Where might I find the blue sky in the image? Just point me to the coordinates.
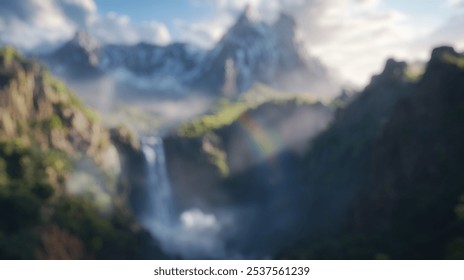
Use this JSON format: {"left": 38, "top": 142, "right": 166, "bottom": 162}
{"left": 387, "top": 0, "right": 447, "bottom": 16}
{"left": 94, "top": 0, "right": 452, "bottom": 31}
{"left": 91, "top": 0, "right": 454, "bottom": 46}
{"left": 95, "top": 0, "right": 213, "bottom": 24}
{"left": 0, "top": 0, "right": 462, "bottom": 85}
{"left": 95, "top": 0, "right": 449, "bottom": 22}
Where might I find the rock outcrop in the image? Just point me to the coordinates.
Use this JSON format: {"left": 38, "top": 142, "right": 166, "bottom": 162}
{"left": 0, "top": 46, "right": 165, "bottom": 259}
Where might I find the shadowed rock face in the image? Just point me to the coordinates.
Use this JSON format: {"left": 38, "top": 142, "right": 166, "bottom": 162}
{"left": 159, "top": 46, "right": 463, "bottom": 260}
{"left": 276, "top": 46, "right": 464, "bottom": 260}
{"left": 44, "top": 31, "right": 104, "bottom": 78}
{"left": 159, "top": 99, "right": 334, "bottom": 258}
{"left": 364, "top": 46, "right": 464, "bottom": 259}
{"left": 189, "top": 10, "right": 336, "bottom": 96}
{"left": 163, "top": 100, "right": 333, "bottom": 211}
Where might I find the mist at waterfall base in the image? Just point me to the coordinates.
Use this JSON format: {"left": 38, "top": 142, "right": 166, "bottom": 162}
{"left": 136, "top": 136, "right": 309, "bottom": 259}
{"left": 138, "top": 137, "right": 229, "bottom": 259}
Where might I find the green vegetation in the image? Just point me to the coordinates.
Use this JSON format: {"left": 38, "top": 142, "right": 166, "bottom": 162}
{"left": 178, "top": 84, "right": 317, "bottom": 137}
{"left": 0, "top": 46, "right": 23, "bottom": 66}
{"left": 0, "top": 134, "right": 145, "bottom": 259}
{"left": 0, "top": 47, "right": 157, "bottom": 259}
{"left": 208, "top": 147, "right": 229, "bottom": 177}
{"left": 178, "top": 100, "right": 255, "bottom": 137}
{"left": 0, "top": 138, "right": 66, "bottom": 258}
{"left": 51, "top": 196, "right": 141, "bottom": 259}
{"left": 0, "top": 138, "right": 70, "bottom": 193}
{"left": 174, "top": 84, "right": 322, "bottom": 185}
{"left": 455, "top": 195, "right": 464, "bottom": 221}
{"left": 42, "top": 72, "right": 100, "bottom": 124}
{"left": 0, "top": 158, "right": 144, "bottom": 259}
{"left": 203, "top": 134, "right": 229, "bottom": 177}
{"left": 33, "top": 115, "right": 65, "bottom": 131}
{"left": 42, "top": 71, "right": 69, "bottom": 95}
{"left": 278, "top": 47, "right": 464, "bottom": 260}
{"left": 442, "top": 52, "right": 464, "bottom": 69}
{"left": 404, "top": 64, "right": 425, "bottom": 82}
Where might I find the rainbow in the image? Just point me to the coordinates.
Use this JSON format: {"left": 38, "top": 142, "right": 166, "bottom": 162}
{"left": 236, "top": 112, "right": 284, "bottom": 176}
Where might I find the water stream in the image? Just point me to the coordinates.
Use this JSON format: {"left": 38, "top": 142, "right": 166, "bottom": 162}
{"left": 140, "top": 136, "right": 176, "bottom": 227}
{"left": 139, "top": 136, "right": 228, "bottom": 259}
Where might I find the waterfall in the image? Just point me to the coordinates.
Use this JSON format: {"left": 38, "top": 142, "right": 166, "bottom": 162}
{"left": 139, "top": 135, "right": 228, "bottom": 259}
{"left": 141, "top": 136, "right": 176, "bottom": 227}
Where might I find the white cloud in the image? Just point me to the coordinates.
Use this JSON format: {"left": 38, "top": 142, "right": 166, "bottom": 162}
{"left": 448, "top": 0, "right": 464, "bottom": 8}
{"left": 178, "top": 0, "right": 305, "bottom": 48}
{"left": 0, "top": 0, "right": 89, "bottom": 51}
{"left": 416, "top": 14, "right": 464, "bottom": 51}
{"left": 0, "top": 0, "right": 171, "bottom": 52}
{"left": 183, "top": 0, "right": 462, "bottom": 86}
{"left": 1, "top": 0, "right": 462, "bottom": 86}
{"left": 174, "top": 18, "right": 229, "bottom": 48}
{"left": 180, "top": 0, "right": 421, "bottom": 85}
{"left": 57, "top": 0, "right": 97, "bottom": 26}
{"left": 290, "top": 0, "right": 422, "bottom": 85}
{"left": 191, "top": 0, "right": 305, "bottom": 22}
{"left": 91, "top": 12, "right": 171, "bottom": 45}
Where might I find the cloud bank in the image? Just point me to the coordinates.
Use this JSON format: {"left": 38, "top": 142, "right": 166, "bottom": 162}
{"left": 183, "top": 0, "right": 464, "bottom": 85}
{"left": 0, "top": 0, "right": 462, "bottom": 86}
{"left": 0, "top": 0, "right": 170, "bottom": 52}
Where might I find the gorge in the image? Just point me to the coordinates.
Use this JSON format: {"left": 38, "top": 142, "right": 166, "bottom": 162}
{"left": 1, "top": 5, "right": 464, "bottom": 260}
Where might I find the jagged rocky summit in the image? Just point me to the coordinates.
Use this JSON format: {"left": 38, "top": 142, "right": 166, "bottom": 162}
{"left": 42, "top": 8, "right": 338, "bottom": 97}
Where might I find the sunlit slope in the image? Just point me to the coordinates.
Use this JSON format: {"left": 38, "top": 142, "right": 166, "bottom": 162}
{"left": 0, "top": 47, "right": 163, "bottom": 259}
{"left": 164, "top": 84, "right": 334, "bottom": 210}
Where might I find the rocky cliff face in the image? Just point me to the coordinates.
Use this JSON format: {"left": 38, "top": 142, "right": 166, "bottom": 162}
{"left": 278, "top": 46, "right": 464, "bottom": 259}
{"left": 1, "top": 46, "right": 119, "bottom": 181}
{"left": 0, "top": 46, "right": 164, "bottom": 259}
{"left": 362, "top": 46, "right": 464, "bottom": 259}
{"left": 44, "top": 31, "right": 103, "bottom": 78}
{"left": 188, "top": 10, "right": 335, "bottom": 96}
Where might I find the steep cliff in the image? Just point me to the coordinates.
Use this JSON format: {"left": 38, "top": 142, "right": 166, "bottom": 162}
{"left": 279, "top": 46, "right": 464, "bottom": 259}
{"left": 0, "top": 46, "right": 163, "bottom": 259}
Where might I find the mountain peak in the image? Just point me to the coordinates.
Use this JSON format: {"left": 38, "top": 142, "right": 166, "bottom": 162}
{"left": 41, "top": 9, "right": 338, "bottom": 96}
{"left": 190, "top": 8, "right": 338, "bottom": 95}
{"left": 429, "top": 46, "right": 464, "bottom": 69}
{"left": 70, "top": 30, "right": 100, "bottom": 52}
{"left": 369, "top": 58, "right": 407, "bottom": 85}
{"left": 431, "top": 46, "right": 457, "bottom": 61}
{"left": 274, "top": 12, "right": 296, "bottom": 30}
{"left": 237, "top": 4, "right": 254, "bottom": 23}
{"left": 273, "top": 12, "right": 299, "bottom": 49}
{"left": 384, "top": 58, "right": 407, "bottom": 73}
{"left": 43, "top": 30, "right": 102, "bottom": 78}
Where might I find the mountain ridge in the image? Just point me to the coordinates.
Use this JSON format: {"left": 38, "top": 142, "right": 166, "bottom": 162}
{"left": 42, "top": 9, "right": 338, "bottom": 97}
{"left": 276, "top": 45, "right": 464, "bottom": 259}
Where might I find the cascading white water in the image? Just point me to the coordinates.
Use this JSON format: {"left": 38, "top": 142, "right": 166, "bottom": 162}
{"left": 140, "top": 136, "right": 230, "bottom": 259}
{"left": 141, "top": 136, "right": 176, "bottom": 227}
